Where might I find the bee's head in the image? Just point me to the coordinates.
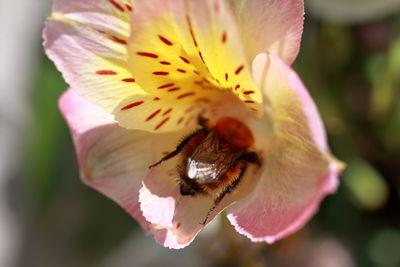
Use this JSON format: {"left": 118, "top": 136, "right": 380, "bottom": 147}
{"left": 180, "top": 182, "right": 197, "bottom": 196}
{"left": 178, "top": 171, "right": 204, "bottom": 196}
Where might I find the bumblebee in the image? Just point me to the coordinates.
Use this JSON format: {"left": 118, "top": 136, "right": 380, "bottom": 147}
{"left": 150, "top": 116, "right": 261, "bottom": 224}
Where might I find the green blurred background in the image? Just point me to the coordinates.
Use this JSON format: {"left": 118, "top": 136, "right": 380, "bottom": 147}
{"left": 1, "top": 0, "right": 399, "bottom": 266}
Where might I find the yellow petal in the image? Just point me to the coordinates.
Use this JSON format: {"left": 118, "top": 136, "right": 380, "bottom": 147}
{"left": 127, "top": 0, "right": 264, "bottom": 123}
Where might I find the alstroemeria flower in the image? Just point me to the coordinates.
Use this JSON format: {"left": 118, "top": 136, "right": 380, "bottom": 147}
{"left": 44, "top": 0, "right": 343, "bottom": 248}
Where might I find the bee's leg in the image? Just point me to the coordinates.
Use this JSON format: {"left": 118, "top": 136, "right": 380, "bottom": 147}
{"left": 201, "top": 162, "right": 248, "bottom": 225}
{"left": 149, "top": 128, "right": 206, "bottom": 169}
{"left": 239, "top": 151, "right": 262, "bottom": 166}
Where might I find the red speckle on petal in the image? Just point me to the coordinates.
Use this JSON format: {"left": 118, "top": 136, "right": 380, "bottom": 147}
{"left": 177, "top": 117, "right": 184, "bottom": 125}
{"left": 193, "top": 70, "right": 200, "bottom": 75}
{"left": 153, "top": 71, "right": 169, "bottom": 75}
{"left": 185, "top": 115, "right": 194, "bottom": 126}
{"left": 198, "top": 52, "right": 206, "bottom": 64}
{"left": 235, "top": 65, "right": 245, "bottom": 75}
{"left": 108, "top": 0, "right": 124, "bottom": 12}
{"left": 146, "top": 109, "right": 161, "bottom": 121}
{"left": 177, "top": 69, "right": 186, "bottom": 73}
{"left": 225, "top": 73, "right": 229, "bottom": 81}
{"left": 235, "top": 84, "right": 240, "bottom": 90}
{"left": 168, "top": 87, "right": 180, "bottom": 92}
{"left": 222, "top": 31, "right": 227, "bottom": 43}
{"left": 177, "top": 92, "right": 195, "bottom": 99}
{"left": 176, "top": 223, "right": 181, "bottom": 229}
{"left": 122, "top": 78, "right": 135, "bottom": 82}
{"left": 185, "top": 106, "right": 195, "bottom": 113}
{"left": 96, "top": 70, "right": 117, "bottom": 75}
{"left": 244, "top": 100, "right": 255, "bottom": 104}
{"left": 243, "top": 90, "right": 255, "bottom": 95}
{"left": 179, "top": 56, "right": 190, "bottom": 64}
{"left": 186, "top": 16, "right": 198, "bottom": 47}
{"left": 96, "top": 29, "right": 107, "bottom": 34}
{"left": 163, "top": 108, "right": 173, "bottom": 115}
{"left": 159, "top": 61, "right": 171, "bottom": 65}
{"left": 155, "top": 117, "right": 170, "bottom": 130}
{"left": 136, "top": 52, "right": 159, "bottom": 58}
{"left": 153, "top": 97, "right": 160, "bottom": 101}
{"left": 158, "top": 35, "right": 173, "bottom": 46}
{"left": 196, "top": 97, "right": 211, "bottom": 103}
{"left": 214, "top": 1, "right": 220, "bottom": 12}
{"left": 158, "top": 83, "right": 175, "bottom": 89}
{"left": 125, "top": 4, "right": 133, "bottom": 11}
{"left": 110, "top": 36, "right": 127, "bottom": 45}
{"left": 121, "top": 101, "right": 144, "bottom": 110}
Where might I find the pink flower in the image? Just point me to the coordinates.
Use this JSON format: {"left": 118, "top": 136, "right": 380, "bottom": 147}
{"left": 44, "top": 0, "right": 343, "bottom": 248}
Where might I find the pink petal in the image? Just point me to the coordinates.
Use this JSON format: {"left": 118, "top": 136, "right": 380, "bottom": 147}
{"left": 44, "top": 0, "right": 136, "bottom": 114}
{"left": 59, "top": 89, "right": 153, "bottom": 231}
{"left": 52, "top": 0, "right": 108, "bottom": 13}
{"left": 228, "top": 0, "right": 304, "bottom": 64}
{"left": 138, "top": 128, "right": 260, "bottom": 248}
{"left": 227, "top": 53, "right": 342, "bottom": 243}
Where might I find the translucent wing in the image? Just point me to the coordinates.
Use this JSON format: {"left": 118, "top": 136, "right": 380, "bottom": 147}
{"left": 186, "top": 131, "right": 242, "bottom": 184}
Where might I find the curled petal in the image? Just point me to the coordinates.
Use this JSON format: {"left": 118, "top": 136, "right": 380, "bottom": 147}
{"left": 53, "top": 0, "right": 134, "bottom": 17}
{"left": 45, "top": 0, "right": 173, "bottom": 133}
{"left": 228, "top": 0, "right": 304, "bottom": 64}
{"left": 59, "top": 89, "right": 153, "bottom": 231}
{"left": 227, "top": 54, "right": 342, "bottom": 243}
{"left": 44, "top": 16, "right": 137, "bottom": 112}
{"left": 44, "top": 0, "right": 134, "bottom": 113}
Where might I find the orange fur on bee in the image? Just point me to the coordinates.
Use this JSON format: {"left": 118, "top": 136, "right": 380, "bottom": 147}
{"left": 215, "top": 117, "right": 254, "bottom": 149}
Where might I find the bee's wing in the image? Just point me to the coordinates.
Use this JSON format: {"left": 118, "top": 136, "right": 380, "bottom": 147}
{"left": 187, "top": 131, "right": 241, "bottom": 184}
